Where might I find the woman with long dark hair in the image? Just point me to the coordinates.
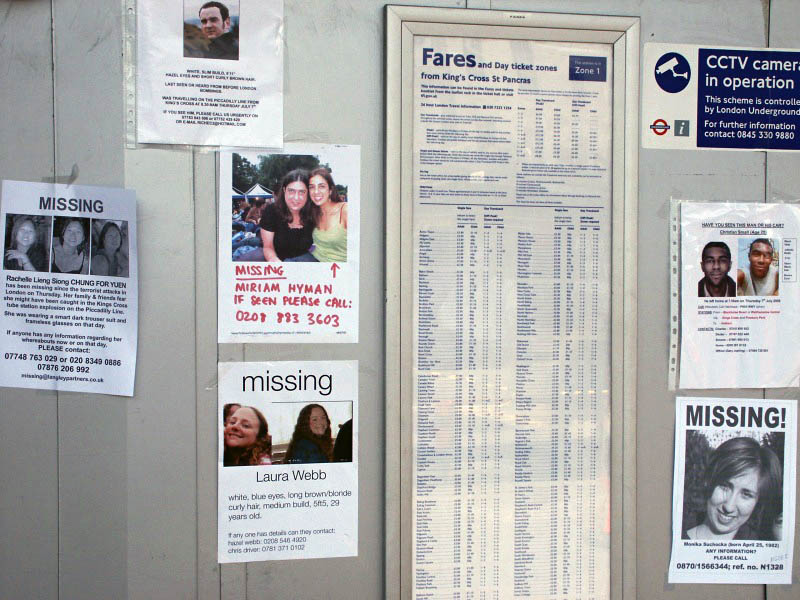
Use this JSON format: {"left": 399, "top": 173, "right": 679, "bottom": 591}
{"left": 91, "top": 221, "right": 128, "bottom": 277}
{"left": 223, "top": 406, "right": 273, "bottom": 466}
{"left": 4, "top": 216, "right": 47, "bottom": 271}
{"left": 308, "top": 167, "right": 347, "bottom": 262}
{"left": 51, "top": 217, "right": 89, "bottom": 274}
{"left": 241, "top": 169, "right": 318, "bottom": 262}
{"left": 683, "top": 436, "right": 782, "bottom": 540}
{"left": 284, "top": 404, "right": 333, "bottom": 464}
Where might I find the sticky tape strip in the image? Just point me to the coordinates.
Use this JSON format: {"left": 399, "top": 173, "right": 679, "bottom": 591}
{"left": 122, "top": 0, "right": 137, "bottom": 149}
{"left": 668, "top": 198, "right": 680, "bottom": 391}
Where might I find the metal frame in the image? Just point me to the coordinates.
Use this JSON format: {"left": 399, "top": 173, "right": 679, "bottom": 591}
{"left": 386, "top": 6, "right": 639, "bottom": 599}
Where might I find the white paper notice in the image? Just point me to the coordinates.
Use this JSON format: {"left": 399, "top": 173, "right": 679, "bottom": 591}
{"left": 217, "top": 361, "right": 357, "bottom": 562}
{"left": 136, "top": 0, "right": 283, "bottom": 148}
{"left": 679, "top": 201, "right": 800, "bottom": 388}
{"left": 218, "top": 145, "right": 360, "bottom": 343}
{"left": 412, "top": 38, "right": 612, "bottom": 598}
{"left": 0, "top": 180, "right": 138, "bottom": 396}
{"left": 669, "top": 397, "right": 796, "bottom": 584}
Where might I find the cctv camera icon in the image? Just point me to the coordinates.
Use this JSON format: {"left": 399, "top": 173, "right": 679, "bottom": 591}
{"left": 656, "top": 57, "right": 688, "bottom": 79}
{"left": 654, "top": 52, "right": 691, "bottom": 93}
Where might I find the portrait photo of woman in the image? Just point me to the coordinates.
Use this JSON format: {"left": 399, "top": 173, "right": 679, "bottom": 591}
{"left": 283, "top": 403, "right": 334, "bottom": 464}
{"left": 308, "top": 167, "right": 347, "bottom": 263}
{"left": 51, "top": 217, "right": 90, "bottom": 274}
{"left": 90, "top": 220, "right": 130, "bottom": 277}
{"left": 235, "top": 169, "right": 318, "bottom": 263}
{"left": 3, "top": 214, "right": 51, "bottom": 272}
{"left": 223, "top": 405, "right": 273, "bottom": 466}
{"left": 682, "top": 434, "right": 783, "bottom": 540}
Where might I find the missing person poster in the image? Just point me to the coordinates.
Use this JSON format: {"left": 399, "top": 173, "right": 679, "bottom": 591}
{"left": 135, "top": 0, "right": 283, "bottom": 147}
{"left": 217, "top": 360, "right": 357, "bottom": 562}
{"left": 679, "top": 201, "right": 800, "bottom": 388}
{"left": 669, "top": 397, "right": 796, "bottom": 584}
{"left": 0, "top": 180, "right": 138, "bottom": 396}
{"left": 218, "top": 144, "right": 360, "bottom": 343}
{"left": 643, "top": 43, "right": 800, "bottom": 151}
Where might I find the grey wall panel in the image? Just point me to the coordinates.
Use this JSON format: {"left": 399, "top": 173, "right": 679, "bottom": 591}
{"left": 124, "top": 149, "right": 198, "bottom": 600}
{"left": 0, "top": 1, "right": 58, "bottom": 599}
{"left": 51, "top": 0, "right": 127, "bottom": 597}
{"left": 637, "top": 4, "right": 768, "bottom": 600}
{"left": 195, "top": 151, "right": 222, "bottom": 600}
{"left": 766, "top": 2, "right": 800, "bottom": 598}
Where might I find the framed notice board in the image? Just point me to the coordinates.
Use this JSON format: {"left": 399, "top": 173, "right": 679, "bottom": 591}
{"left": 385, "top": 7, "right": 639, "bottom": 599}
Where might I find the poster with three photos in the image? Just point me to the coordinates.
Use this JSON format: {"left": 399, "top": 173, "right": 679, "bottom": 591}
{"left": 669, "top": 397, "right": 796, "bottom": 584}
{"left": 0, "top": 180, "right": 138, "bottom": 396}
{"left": 218, "top": 144, "right": 360, "bottom": 343}
{"left": 218, "top": 361, "right": 357, "bottom": 562}
{"left": 679, "top": 201, "right": 800, "bottom": 388}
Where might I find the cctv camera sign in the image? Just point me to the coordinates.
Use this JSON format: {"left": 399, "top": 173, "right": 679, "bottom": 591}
{"left": 643, "top": 43, "right": 800, "bottom": 151}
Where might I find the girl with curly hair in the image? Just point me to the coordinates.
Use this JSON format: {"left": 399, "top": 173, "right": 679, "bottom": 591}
{"left": 223, "top": 406, "right": 273, "bottom": 466}
{"left": 283, "top": 403, "right": 333, "bottom": 464}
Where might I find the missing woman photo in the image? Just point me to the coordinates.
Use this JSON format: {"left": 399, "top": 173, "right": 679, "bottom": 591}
{"left": 681, "top": 429, "right": 784, "bottom": 541}
{"left": 230, "top": 153, "right": 350, "bottom": 263}
{"left": 669, "top": 397, "right": 796, "bottom": 584}
{"left": 221, "top": 400, "right": 354, "bottom": 467}
{"left": 3, "top": 214, "right": 52, "bottom": 272}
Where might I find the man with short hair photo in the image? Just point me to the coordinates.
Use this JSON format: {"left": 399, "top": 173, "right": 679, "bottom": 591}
{"left": 737, "top": 238, "right": 779, "bottom": 296}
{"left": 698, "top": 241, "right": 736, "bottom": 297}
{"left": 185, "top": 1, "right": 239, "bottom": 61}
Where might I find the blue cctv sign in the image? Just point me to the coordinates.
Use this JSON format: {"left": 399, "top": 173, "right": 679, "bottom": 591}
{"left": 697, "top": 48, "right": 800, "bottom": 150}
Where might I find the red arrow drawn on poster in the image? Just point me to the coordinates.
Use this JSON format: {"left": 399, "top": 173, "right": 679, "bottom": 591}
{"left": 330, "top": 263, "right": 340, "bottom": 278}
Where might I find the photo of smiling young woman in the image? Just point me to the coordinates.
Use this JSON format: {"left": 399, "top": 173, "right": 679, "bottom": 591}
{"left": 220, "top": 399, "right": 354, "bottom": 466}
{"left": 681, "top": 430, "right": 784, "bottom": 540}
{"left": 3, "top": 214, "right": 51, "bottom": 273}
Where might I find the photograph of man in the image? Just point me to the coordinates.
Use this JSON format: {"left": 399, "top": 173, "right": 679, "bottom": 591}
{"left": 737, "top": 238, "right": 779, "bottom": 296}
{"left": 184, "top": 1, "right": 239, "bottom": 61}
{"left": 698, "top": 241, "right": 735, "bottom": 297}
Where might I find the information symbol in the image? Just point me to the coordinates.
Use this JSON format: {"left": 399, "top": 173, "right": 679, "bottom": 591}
{"left": 654, "top": 52, "right": 691, "bottom": 93}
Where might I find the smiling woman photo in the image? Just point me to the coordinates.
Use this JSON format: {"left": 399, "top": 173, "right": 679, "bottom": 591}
{"left": 283, "top": 403, "right": 334, "bottom": 464}
{"left": 223, "top": 406, "right": 273, "bottom": 466}
{"left": 51, "top": 217, "right": 89, "bottom": 274}
{"left": 4, "top": 215, "right": 49, "bottom": 272}
{"left": 683, "top": 436, "right": 782, "bottom": 540}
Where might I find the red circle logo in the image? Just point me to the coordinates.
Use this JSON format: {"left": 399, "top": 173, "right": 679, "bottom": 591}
{"left": 650, "top": 119, "right": 670, "bottom": 135}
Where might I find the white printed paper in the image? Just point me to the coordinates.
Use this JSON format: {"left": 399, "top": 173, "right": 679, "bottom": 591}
{"left": 136, "top": 0, "right": 283, "bottom": 148}
{"left": 0, "top": 180, "right": 138, "bottom": 396}
{"left": 217, "top": 361, "right": 357, "bottom": 562}
{"left": 411, "top": 37, "right": 612, "bottom": 598}
{"left": 669, "top": 397, "right": 796, "bottom": 584}
{"left": 679, "top": 201, "right": 800, "bottom": 388}
{"left": 218, "top": 145, "right": 359, "bottom": 343}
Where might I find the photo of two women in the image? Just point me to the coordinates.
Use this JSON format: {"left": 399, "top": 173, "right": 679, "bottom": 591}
{"left": 222, "top": 401, "right": 353, "bottom": 467}
{"left": 230, "top": 153, "right": 348, "bottom": 264}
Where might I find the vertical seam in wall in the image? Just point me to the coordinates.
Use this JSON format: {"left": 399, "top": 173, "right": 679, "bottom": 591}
{"left": 49, "top": 1, "right": 59, "bottom": 596}
{"left": 764, "top": 2, "right": 770, "bottom": 412}
{"left": 191, "top": 149, "right": 199, "bottom": 599}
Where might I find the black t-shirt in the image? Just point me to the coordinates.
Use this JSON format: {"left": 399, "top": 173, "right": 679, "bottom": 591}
{"left": 259, "top": 203, "right": 313, "bottom": 260}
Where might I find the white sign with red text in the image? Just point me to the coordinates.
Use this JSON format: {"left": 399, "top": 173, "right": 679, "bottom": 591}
{"left": 218, "top": 145, "right": 359, "bottom": 343}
